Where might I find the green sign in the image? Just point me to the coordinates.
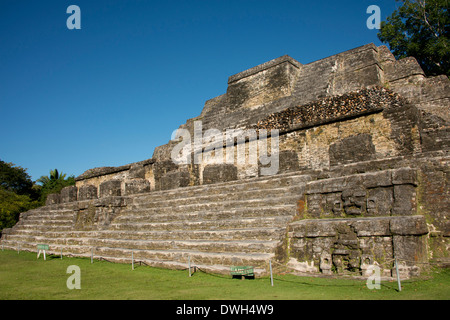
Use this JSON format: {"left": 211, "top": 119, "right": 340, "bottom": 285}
{"left": 37, "top": 244, "right": 49, "bottom": 250}
{"left": 230, "top": 266, "right": 254, "bottom": 276}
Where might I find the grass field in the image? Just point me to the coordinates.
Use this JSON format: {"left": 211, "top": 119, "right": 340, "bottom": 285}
{"left": 0, "top": 249, "right": 449, "bottom": 300}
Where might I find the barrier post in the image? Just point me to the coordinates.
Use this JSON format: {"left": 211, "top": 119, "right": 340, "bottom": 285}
{"left": 395, "top": 258, "right": 402, "bottom": 292}
{"left": 188, "top": 256, "right": 191, "bottom": 277}
{"left": 270, "top": 260, "right": 274, "bottom": 287}
{"left": 132, "top": 251, "right": 134, "bottom": 270}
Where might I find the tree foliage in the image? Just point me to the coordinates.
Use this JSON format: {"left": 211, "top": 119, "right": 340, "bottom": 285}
{"left": 0, "top": 160, "right": 38, "bottom": 199}
{"left": 0, "top": 160, "right": 39, "bottom": 232}
{"left": 36, "top": 169, "right": 75, "bottom": 204}
{"left": 0, "top": 161, "right": 75, "bottom": 233}
{"left": 0, "top": 188, "right": 34, "bottom": 231}
{"left": 378, "top": 0, "right": 449, "bottom": 77}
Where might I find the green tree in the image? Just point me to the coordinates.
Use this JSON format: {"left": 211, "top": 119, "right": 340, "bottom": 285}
{"left": 0, "top": 188, "right": 34, "bottom": 231}
{"left": 36, "top": 169, "right": 75, "bottom": 204}
{"left": 0, "top": 160, "right": 40, "bottom": 233}
{"left": 0, "top": 160, "right": 38, "bottom": 200}
{"left": 378, "top": 0, "right": 449, "bottom": 77}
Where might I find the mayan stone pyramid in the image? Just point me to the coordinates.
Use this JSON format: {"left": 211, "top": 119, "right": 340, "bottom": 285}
{"left": 2, "top": 43, "right": 449, "bottom": 278}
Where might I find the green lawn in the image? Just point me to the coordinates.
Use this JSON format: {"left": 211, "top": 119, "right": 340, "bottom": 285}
{"left": 0, "top": 249, "right": 449, "bottom": 300}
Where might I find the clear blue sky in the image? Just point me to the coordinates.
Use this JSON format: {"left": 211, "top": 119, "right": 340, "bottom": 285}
{"left": 0, "top": 0, "right": 399, "bottom": 181}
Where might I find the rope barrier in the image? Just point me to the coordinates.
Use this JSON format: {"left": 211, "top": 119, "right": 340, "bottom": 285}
{"left": 1, "top": 241, "right": 446, "bottom": 287}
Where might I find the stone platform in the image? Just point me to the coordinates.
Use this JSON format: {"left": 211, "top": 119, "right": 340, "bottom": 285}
{"left": 2, "top": 43, "right": 448, "bottom": 278}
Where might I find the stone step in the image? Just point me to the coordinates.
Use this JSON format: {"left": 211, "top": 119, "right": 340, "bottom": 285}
{"left": 13, "top": 192, "right": 298, "bottom": 234}
{"left": 95, "top": 238, "right": 278, "bottom": 254}
{"left": 109, "top": 215, "right": 293, "bottom": 231}
{"left": 18, "top": 219, "right": 74, "bottom": 227}
{"left": 6, "top": 229, "right": 100, "bottom": 239}
{"left": 131, "top": 195, "right": 299, "bottom": 212}
{"left": 14, "top": 224, "right": 73, "bottom": 232}
{"left": 93, "top": 246, "right": 273, "bottom": 268}
{"left": 133, "top": 181, "right": 305, "bottom": 204}
{"left": 100, "top": 257, "right": 266, "bottom": 276}
{"left": 86, "top": 255, "right": 266, "bottom": 276}
{"left": 132, "top": 188, "right": 300, "bottom": 210}
{"left": 2, "top": 235, "right": 279, "bottom": 254}
{"left": 22, "top": 207, "right": 78, "bottom": 216}
{"left": 7, "top": 226, "right": 286, "bottom": 242}
{"left": 23, "top": 213, "right": 76, "bottom": 222}
{"left": 18, "top": 209, "right": 76, "bottom": 221}
{"left": 115, "top": 205, "right": 295, "bottom": 223}
{"left": 12, "top": 208, "right": 294, "bottom": 233}
{"left": 132, "top": 172, "right": 310, "bottom": 203}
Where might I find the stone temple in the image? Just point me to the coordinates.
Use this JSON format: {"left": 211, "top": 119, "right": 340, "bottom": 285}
{"left": 2, "top": 43, "right": 449, "bottom": 278}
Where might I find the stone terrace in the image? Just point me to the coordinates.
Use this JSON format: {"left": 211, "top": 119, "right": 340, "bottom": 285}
{"left": 1, "top": 43, "right": 449, "bottom": 278}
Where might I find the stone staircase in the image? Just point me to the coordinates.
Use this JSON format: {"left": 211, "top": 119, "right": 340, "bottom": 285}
{"left": 1, "top": 172, "right": 311, "bottom": 275}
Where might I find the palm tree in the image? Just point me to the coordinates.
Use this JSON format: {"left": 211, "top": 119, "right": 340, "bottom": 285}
{"left": 37, "top": 169, "right": 69, "bottom": 185}
{"left": 37, "top": 169, "right": 75, "bottom": 204}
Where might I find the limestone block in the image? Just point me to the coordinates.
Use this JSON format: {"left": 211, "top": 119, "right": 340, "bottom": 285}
{"left": 125, "top": 179, "right": 151, "bottom": 195}
{"left": 129, "top": 164, "right": 146, "bottom": 179}
{"left": 366, "top": 187, "right": 393, "bottom": 216}
{"left": 337, "top": 44, "right": 379, "bottom": 72}
{"left": 202, "top": 164, "right": 237, "bottom": 185}
{"left": 329, "top": 133, "right": 376, "bottom": 166}
{"left": 45, "top": 193, "right": 60, "bottom": 205}
{"left": 392, "top": 184, "right": 416, "bottom": 215}
{"left": 78, "top": 185, "right": 98, "bottom": 200}
{"left": 392, "top": 235, "right": 428, "bottom": 266}
{"left": 332, "top": 64, "right": 383, "bottom": 96}
{"left": 352, "top": 218, "right": 391, "bottom": 237}
{"left": 341, "top": 185, "right": 367, "bottom": 216}
{"left": 361, "top": 170, "right": 392, "bottom": 188}
{"left": 0, "top": 228, "right": 12, "bottom": 240}
{"left": 99, "top": 180, "right": 122, "bottom": 197}
{"left": 152, "top": 160, "right": 179, "bottom": 181}
{"left": 286, "top": 258, "right": 317, "bottom": 273}
{"left": 226, "top": 55, "right": 301, "bottom": 111}
{"left": 290, "top": 219, "right": 340, "bottom": 238}
{"left": 392, "top": 167, "right": 417, "bottom": 186}
{"left": 160, "top": 171, "right": 190, "bottom": 190}
{"left": 383, "top": 57, "right": 425, "bottom": 82}
{"left": 378, "top": 45, "right": 395, "bottom": 63}
{"left": 320, "top": 252, "right": 332, "bottom": 275}
{"left": 60, "top": 186, "right": 78, "bottom": 203}
{"left": 389, "top": 216, "right": 428, "bottom": 236}
{"left": 275, "top": 150, "right": 300, "bottom": 174}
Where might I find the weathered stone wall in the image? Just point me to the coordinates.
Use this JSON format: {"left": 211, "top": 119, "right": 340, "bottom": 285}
{"left": 225, "top": 55, "right": 301, "bottom": 112}
{"left": 288, "top": 216, "right": 428, "bottom": 277}
{"left": 285, "top": 167, "right": 428, "bottom": 278}
{"left": 301, "top": 168, "right": 418, "bottom": 219}
{"left": 74, "top": 197, "right": 128, "bottom": 231}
